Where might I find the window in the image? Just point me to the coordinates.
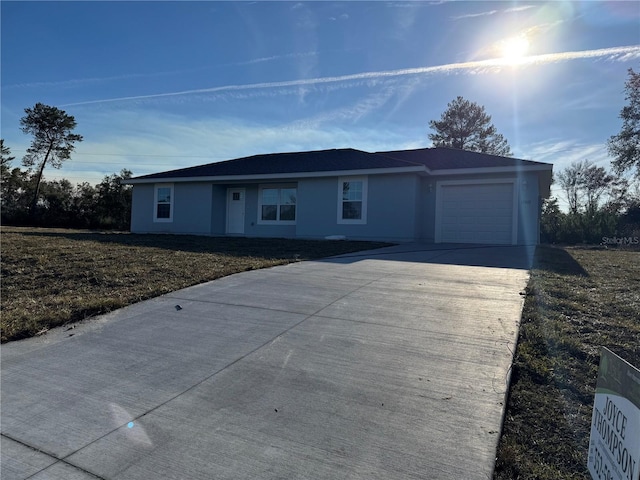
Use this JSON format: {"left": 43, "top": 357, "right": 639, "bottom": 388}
{"left": 258, "top": 185, "right": 296, "bottom": 224}
{"left": 338, "top": 176, "right": 367, "bottom": 224}
{"left": 154, "top": 184, "right": 173, "bottom": 222}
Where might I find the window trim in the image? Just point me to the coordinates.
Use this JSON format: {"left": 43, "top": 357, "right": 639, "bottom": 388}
{"left": 257, "top": 184, "right": 297, "bottom": 225}
{"left": 154, "top": 183, "right": 174, "bottom": 222}
{"left": 337, "top": 176, "right": 368, "bottom": 225}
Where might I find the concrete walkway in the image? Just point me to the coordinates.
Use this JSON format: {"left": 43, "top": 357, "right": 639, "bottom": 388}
{"left": 1, "top": 244, "right": 533, "bottom": 480}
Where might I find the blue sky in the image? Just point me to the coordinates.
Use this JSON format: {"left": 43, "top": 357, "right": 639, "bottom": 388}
{"left": 2, "top": 1, "right": 639, "bottom": 208}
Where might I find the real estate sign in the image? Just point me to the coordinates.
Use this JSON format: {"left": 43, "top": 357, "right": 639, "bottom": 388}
{"left": 588, "top": 347, "right": 640, "bottom": 480}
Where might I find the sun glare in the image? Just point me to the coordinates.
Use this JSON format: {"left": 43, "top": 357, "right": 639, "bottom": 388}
{"left": 500, "top": 36, "right": 530, "bottom": 64}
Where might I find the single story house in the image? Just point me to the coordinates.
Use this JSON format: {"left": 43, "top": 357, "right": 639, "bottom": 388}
{"left": 124, "top": 147, "right": 552, "bottom": 245}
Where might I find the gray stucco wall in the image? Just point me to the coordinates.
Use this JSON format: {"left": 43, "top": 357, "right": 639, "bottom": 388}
{"left": 173, "top": 183, "right": 213, "bottom": 234}
{"left": 130, "top": 183, "right": 212, "bottom": 235}
{"left": 296, "top": 173, "right": 419, "bottom": 242}
{"left": 367, "top": 174, "right": 420, "bottom": 242}
{"left": 130, "top": 184, "right": 154, "bottom": 233}
{"left": 295, "top": 177, "right": 337, "bottom": 239}
{"left": 419, "top": 178, "right": 437, "bottom": 242}
{"left": 210, "top": 185, "right": 227, "bottom": 235}
{"left": 516, "top": 171, "right": 541, "bottom": 245}
{"left": 130, "top": 169, "right": 545, "bottom": 245}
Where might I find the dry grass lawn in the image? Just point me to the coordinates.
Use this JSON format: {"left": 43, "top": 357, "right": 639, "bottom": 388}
{"left": 494, "top": 245, "right": 640, "bottom": 479}
{"left": 1, "top": 226, "right": 389, "bottom": 342}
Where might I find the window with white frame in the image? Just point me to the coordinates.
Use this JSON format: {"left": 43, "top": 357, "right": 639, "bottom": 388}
{"left": 154, "top": 184, "right": 173, "bottom": 222}
{"left": 258, "top": 185, "right": 296, "bottom": 224}
{"left": 338, "top": 176, "right": 367, "bottom": 224}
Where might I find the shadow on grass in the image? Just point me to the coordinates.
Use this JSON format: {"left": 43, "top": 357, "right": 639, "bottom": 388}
{"left": 534, "top": 245, "right": 589, "bottom": 277}
{"left": 12, "top": 228, "right": 540, "bottom": 270}
{"left": 12, "top": 229, "right": 392, "bottom": 260}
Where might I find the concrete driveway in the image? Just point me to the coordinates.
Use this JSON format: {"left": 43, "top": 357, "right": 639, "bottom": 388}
{"left": 1, "top": 244, "right": 533, "bottom": 480}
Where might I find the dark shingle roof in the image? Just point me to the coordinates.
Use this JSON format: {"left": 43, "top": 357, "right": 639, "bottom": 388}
{"left": 377, "top": 147, "right": 549, "bottom": 170}
{"left": 133, "top": 148, "right": 420, "bottom": 180}
{"left": 130, "top": 146, "right": 551, "bottom": 182}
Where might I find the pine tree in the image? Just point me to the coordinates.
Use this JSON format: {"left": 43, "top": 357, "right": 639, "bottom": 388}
{"left": 428, "top": 96, "right": 512, "bottom": 156}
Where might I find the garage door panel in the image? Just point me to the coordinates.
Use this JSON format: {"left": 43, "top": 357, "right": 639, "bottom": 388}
{"left": 438, "top": 183, "right": 515, "bottom": 245}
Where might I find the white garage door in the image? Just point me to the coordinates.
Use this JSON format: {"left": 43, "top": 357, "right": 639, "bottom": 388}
{"left": 437, "top": 182, "right": 515, "bottom": 245}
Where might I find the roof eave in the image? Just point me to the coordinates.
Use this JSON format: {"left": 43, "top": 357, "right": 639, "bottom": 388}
{"left": 123, "top": 165, "right": 426, "bottom": 184}
{"left": 124, "top": 163, "right": 554, "bottom": 185}
{"left": 429, "top": 164, "right": 553, "bottom": 176}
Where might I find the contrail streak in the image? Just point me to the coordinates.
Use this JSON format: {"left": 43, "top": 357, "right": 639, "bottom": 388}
{"left": 62, "top": 45, "right": 640, "bottom": 107}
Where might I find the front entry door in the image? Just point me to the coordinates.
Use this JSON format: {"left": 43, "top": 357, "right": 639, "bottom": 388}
{"left": 226, "top": 188, "right": 245, "bottom": 234}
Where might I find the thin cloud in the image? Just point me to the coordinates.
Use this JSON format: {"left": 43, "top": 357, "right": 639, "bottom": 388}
{"left": 236, "top": 51, "right": 318, "bottom": 66}
{"left": 617, "top": 51, "right": 640, "bottom": 62}
{"left": 62, "top": 45, "right": 640, "bottom": 107}
{"left": 527, "top": 140, "right": 608, "bottom": 166}
{"left": 385, "top": 3, "right": 432, "bottom": 8}
{"left": 294, "top": 86, "right": 399, "bottom": 128}
{"left": 524, "top": 45, "right": 640, "bottom": 64}
{"left": 6, "top": 53, "right": 319, "bottom": 89}
{"left": 453, "top": 5, "right": 535, "bottom": 20}
{"left": 329, "top": 13, "right": 349, "bottom": 21}
{"left": 2, "top": 71, "right": 187, "bottom": 90}
{"left": 451, "top": 10, "right": 498, "bottom": 20}
{"left": 504, "top": 5, "right": 536, "bottom": 13}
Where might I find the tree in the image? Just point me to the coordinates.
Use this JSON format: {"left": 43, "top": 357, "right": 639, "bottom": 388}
{"left": 557, "top": 161, "right": 584, "bottom": 215}
{"left": 73, "top": 182, "right": 98, "bottom": 228}
{"left": 557, "top": 160, "right": 618, "bottom": 215}
{"left": 1, "top": 139, "right": 15, "bottom": 167}
{"left": 20, "top": 103, "right": 83, "bottom": 215}
{"left": 617, "top": 183, "right": 640, "bottom": 237}
{"left": 428, "top": 96, "right": 512, "bottom": 156}
{"left": 608, "top": 68, "right": 640, "bottom": 177}
{"left": 39, "top": 178, "right": 76, "bottom": 226}
{"left": 540, "top": 197, "right": 563, "bottom": 243}
{"left": 1, "top": 139, "right": 16, "bottom": 200}
{"left": 580, "top": 163, "right": 617, "bottom": 215}
{"left": 1, "top": 140, "right": 24, "bottom": 221}
{"left": 558, "top": 160, "right": 629, "bottom": 215}
{"left": 553, "top": 160, "right": 632, "bottom": 243}
{"left": 94, "top": 169, "right": 133, "bottom": 229}
{"left": 1, "top": 168, "right": 33, "bottom": 224}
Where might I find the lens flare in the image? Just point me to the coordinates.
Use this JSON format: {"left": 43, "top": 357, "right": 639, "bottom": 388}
{"left": 500, "top": 36, "right": 530, "bottom": 63}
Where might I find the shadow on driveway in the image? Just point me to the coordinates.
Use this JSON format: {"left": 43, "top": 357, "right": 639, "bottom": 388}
{"left": 327, "top": 243, "right": 538, "bottom": 270}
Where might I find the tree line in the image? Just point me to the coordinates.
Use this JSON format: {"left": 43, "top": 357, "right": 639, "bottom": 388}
{"left": 538, "top": 68, "right": 640, "bottom": 245}
{"left": 540, "top": 160, "right": 639, "bottom": 244}
{"left": 1, "top": 103, "right": 132, "bottom": 230}
{"left": 1, "top": 139, "right": 132, "bottom": 230}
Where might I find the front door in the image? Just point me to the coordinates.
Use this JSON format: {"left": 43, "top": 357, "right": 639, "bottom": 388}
{"left": 226, "top": 188, "right": 245, "bottom": 234}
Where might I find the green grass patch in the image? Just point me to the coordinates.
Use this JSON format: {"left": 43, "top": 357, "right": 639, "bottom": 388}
{"left": 1, "top": 226, "right": 390, "bottom": 343}
{"left": 494, "top": 245, "right": 640, "bottom": 480}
